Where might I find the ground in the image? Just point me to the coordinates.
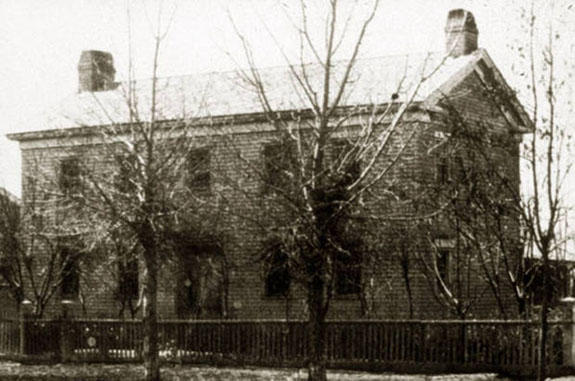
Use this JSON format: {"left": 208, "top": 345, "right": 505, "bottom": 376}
{"left": 0, "top": 362, "right": 515, "bottom": 380}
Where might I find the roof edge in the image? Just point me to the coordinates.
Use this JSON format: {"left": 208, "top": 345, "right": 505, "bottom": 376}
{"left": 423, "top": 49, "right": 534, "bottom": 134}
{"left": 7, "top": 102, "right": 425, "bottom": 142}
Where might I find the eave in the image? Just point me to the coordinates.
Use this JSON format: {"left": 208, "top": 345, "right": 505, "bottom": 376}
{"left": 7, "top": 102, "right": 429, "bottom": 143}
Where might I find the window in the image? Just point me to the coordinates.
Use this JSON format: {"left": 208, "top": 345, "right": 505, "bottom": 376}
{"left": 332, "top": 140, "right": 360, "bottom": 187}
{"left": 188, "top": 148, "right": 211, "bottom": 190}
{"left": 262, "top": 142, "right": 294, "bottom": 193}
{"left": 116, "top": 155, "right": 137, "bottom": 194}
{"left": 60, "top": 246, "right": 80, "bottom": 298}
{"left": 436, "top": 249, "right": 449, "bottom": 285}
{"left": 118, "top": 256, "right": 139, "bottom": 300}
{"left": 436, "top": 156, "right": 450, "bottom": 185}
{"left": 335, "top": 249, "right": 362, "bottom": 295}
{"left": 0, "top": 266, "right": 8, "bottom": 286}
{"left": 264, "top": 244, "right": 290, "bottom": 297}
{"left": 59, "top": 157, "right": 82, "bottom": 196}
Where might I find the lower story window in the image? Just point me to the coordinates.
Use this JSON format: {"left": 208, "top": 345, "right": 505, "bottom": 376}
{"left": 60, "top": 247, "right": 80, "bottom": 299}
{"left": 118, "top": 257, "right": 139, "bottom": 300}
{"left": 265, "top": 248, "right": 290, "bottom": 297}
{"left": 335, "top": 250, "right": 362, "bottom": 295}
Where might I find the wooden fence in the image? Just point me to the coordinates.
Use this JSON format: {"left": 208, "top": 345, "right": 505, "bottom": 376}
{"left": 0, "top": 318, "right": 18, "bottom": 356}
{"left": 1, "top": 318, "right": 573, "bottom": 376}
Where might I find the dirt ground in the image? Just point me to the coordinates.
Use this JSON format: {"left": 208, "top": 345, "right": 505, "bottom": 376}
{"left": 0, "top": 362, "right": 516, "bottom": 380}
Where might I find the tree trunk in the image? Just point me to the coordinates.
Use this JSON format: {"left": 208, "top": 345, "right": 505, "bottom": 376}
{"left": 143, "top": 251, "right": 160, "bottom": 381}
{"left": 308, "top": 276, "right": 327, "bottom": 381}
{"left": 537, "top": 247, "right": 550, "bottom": 381}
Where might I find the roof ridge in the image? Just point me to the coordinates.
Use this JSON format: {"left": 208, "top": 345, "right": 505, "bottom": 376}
{"left": 116, "top": 51, "right": 444, "bottom": 87}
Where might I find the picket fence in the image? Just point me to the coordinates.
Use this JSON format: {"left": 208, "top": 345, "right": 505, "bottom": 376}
{"left": 1, "top": 318, "right": 573, "bottom": 377}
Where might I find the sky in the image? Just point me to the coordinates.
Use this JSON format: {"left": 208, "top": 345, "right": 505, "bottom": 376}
{"left": 0, "top": 0, "right": 556, "bottom": 199}
{"left": 0, "top": 0, "right": 523, "bottom": 198}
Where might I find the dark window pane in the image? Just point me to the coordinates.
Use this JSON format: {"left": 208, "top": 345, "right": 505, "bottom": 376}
{"left": 59, "top": 157, "right": 82, "bottom": 196}
{"left": 0, "top": 266, "right": 8, "bottom": 286}
{"left": 118, "top": 256, "right": 138, "bottom": 300}
{"left": 265, "top": 245, "right": 290, "bottom": 297}
{"left": 188, "top": 148, "right": 211, "bottom": 190}
{"left": 116, "top": 155, "right": 137, "bottom": 193}
{"left": 262, "top": 143, "right": 294, "bottom": 193}
{"left": 335, "top": 249, "right": 362, "bottom": 295}
{"left": 436, "top": 156, "right": 450, "bottom": 185}
{"left": 332, "top": 140, "right": 360, "bottom": 187}
{"left": 60, "top": 247, "right": 79, "bottom": 298}
{"left": 436, "top": 249, "right": 449, "bottom": 284}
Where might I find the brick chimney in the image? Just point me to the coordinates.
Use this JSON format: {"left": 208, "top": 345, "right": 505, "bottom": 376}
{"left": 78, "top": 50, "right": 116, "bottom": 92}
{"left": 445, "top": 9, "right": 478, "bottom": 57}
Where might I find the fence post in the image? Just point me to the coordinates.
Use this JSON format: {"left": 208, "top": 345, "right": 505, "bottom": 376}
{"left": 560, "top": 297, "right": 575, "bottom": 366}
{"left": 19, "top": 300, "right": 33, "bottom": 356}
{"left": 60, "top": 300, "right": 74, "bottom": 362}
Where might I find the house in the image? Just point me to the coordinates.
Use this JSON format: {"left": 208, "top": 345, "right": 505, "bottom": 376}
{"left": 7, "top": 9, "right": 532, "bottom": 320}
{"left": 0, "top": 187, "right": 20, "bottom": 319}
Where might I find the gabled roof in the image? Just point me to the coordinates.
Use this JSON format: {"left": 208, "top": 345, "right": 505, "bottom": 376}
{"left": 8, "top": 48, "right": 531, "bottom": 140}
{"left": 0, "top": 187, "right": 19, "bottom": 205}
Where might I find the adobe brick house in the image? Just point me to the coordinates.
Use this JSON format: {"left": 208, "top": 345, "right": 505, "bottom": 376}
{"left": 7, "top": 9, "right": 532, "bottom": 320}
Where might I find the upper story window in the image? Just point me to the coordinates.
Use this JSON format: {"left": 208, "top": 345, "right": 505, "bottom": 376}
{"left": 188, "top": 148, "right": 211, "bottom": 190}
{"left": 331, "top": 140, "right": 360, "bottom": 188}
{"left": 59, "top": 157, "right": 82, "bottom": 196}
{"left": 116, "top": 155, "right": 137, "bottom": 194}
{"left": 262, "top": 142, "right": 295, "bottom": 194}
{"left": 436, "top": 156, "right": 450, "bottom": 185}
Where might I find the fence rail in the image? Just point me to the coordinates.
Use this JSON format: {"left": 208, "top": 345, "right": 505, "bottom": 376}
{"left": 1, "top": 318, "right": 573, "bottom": 376}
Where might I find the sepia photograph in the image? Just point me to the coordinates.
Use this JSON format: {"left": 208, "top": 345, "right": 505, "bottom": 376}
{"left": 0, "top": 0, "right": 574, "bottom": 379}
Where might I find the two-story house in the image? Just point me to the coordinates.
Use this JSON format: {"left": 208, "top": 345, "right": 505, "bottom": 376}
{"left": 7, "top": 9, "right": 532, "bottom": 320}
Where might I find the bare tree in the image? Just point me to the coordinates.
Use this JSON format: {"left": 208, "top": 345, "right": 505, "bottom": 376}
{"left": 67, "top": 57, "right": 225, "bottom": 381}
{"left": 512, "top": 2, "right": 573, "bottom": 379}
{"left": 226, "top": 1, "right": 451, "bottom": 379}
{"left": 9, "top": 5, "right": 225, "bottom": 380}
{"left": 0, "top": 157, "right": 101, "bottom": 319}
{"left": 426, "top": 2, "right": 574, "bottom": 378}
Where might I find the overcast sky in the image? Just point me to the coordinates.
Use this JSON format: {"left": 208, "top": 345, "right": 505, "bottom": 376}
{"left": 0, "top": 0, "right": 542, "bottom": 197}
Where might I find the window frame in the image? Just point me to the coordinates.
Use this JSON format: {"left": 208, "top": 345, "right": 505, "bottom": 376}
{"left": 118, "top": 255, "right": 139, "bottom": 300}
{"left": 264, "top": 244, "right": 291, "bottom": 298}
{"left": 334, "top": 248, "right": 362, "bottom": 296}
{"left": 60, "top": 245, "right": 80, "bottom": 299}
{"left": 331, "top": 139, "right": 361, "bottom": 188}
{"left": 436, "top": 248, "right": 450, "bottom": 285}
{"left": 115, "top": 154, "right": 137, "bottom": 194}
{"left": 261, "top": 141, "right": 295, "bottom": 194}
{"left": 436, "top": 155, "right": 450, "bottom": 185}
{"left": 187, "top": 147, "right": 211, "bottom": 191}
{"left": 59, "top": 156, "right": 83, "bottom": 196}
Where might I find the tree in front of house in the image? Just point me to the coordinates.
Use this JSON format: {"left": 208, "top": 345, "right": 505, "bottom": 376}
{"left": 0, "top": 156, "right": 102, "bottom": 319}
{"left": 227, "top": 2, "right": 457, "bottom": 379}
{"left": 14, "top": 14, "right": 225, "bottom": 381}
{"left": 60, "top": 67, "right": 226, "bottom": 381}
{"left": 414, "top": 112, "right": 526, "bottom": 320}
